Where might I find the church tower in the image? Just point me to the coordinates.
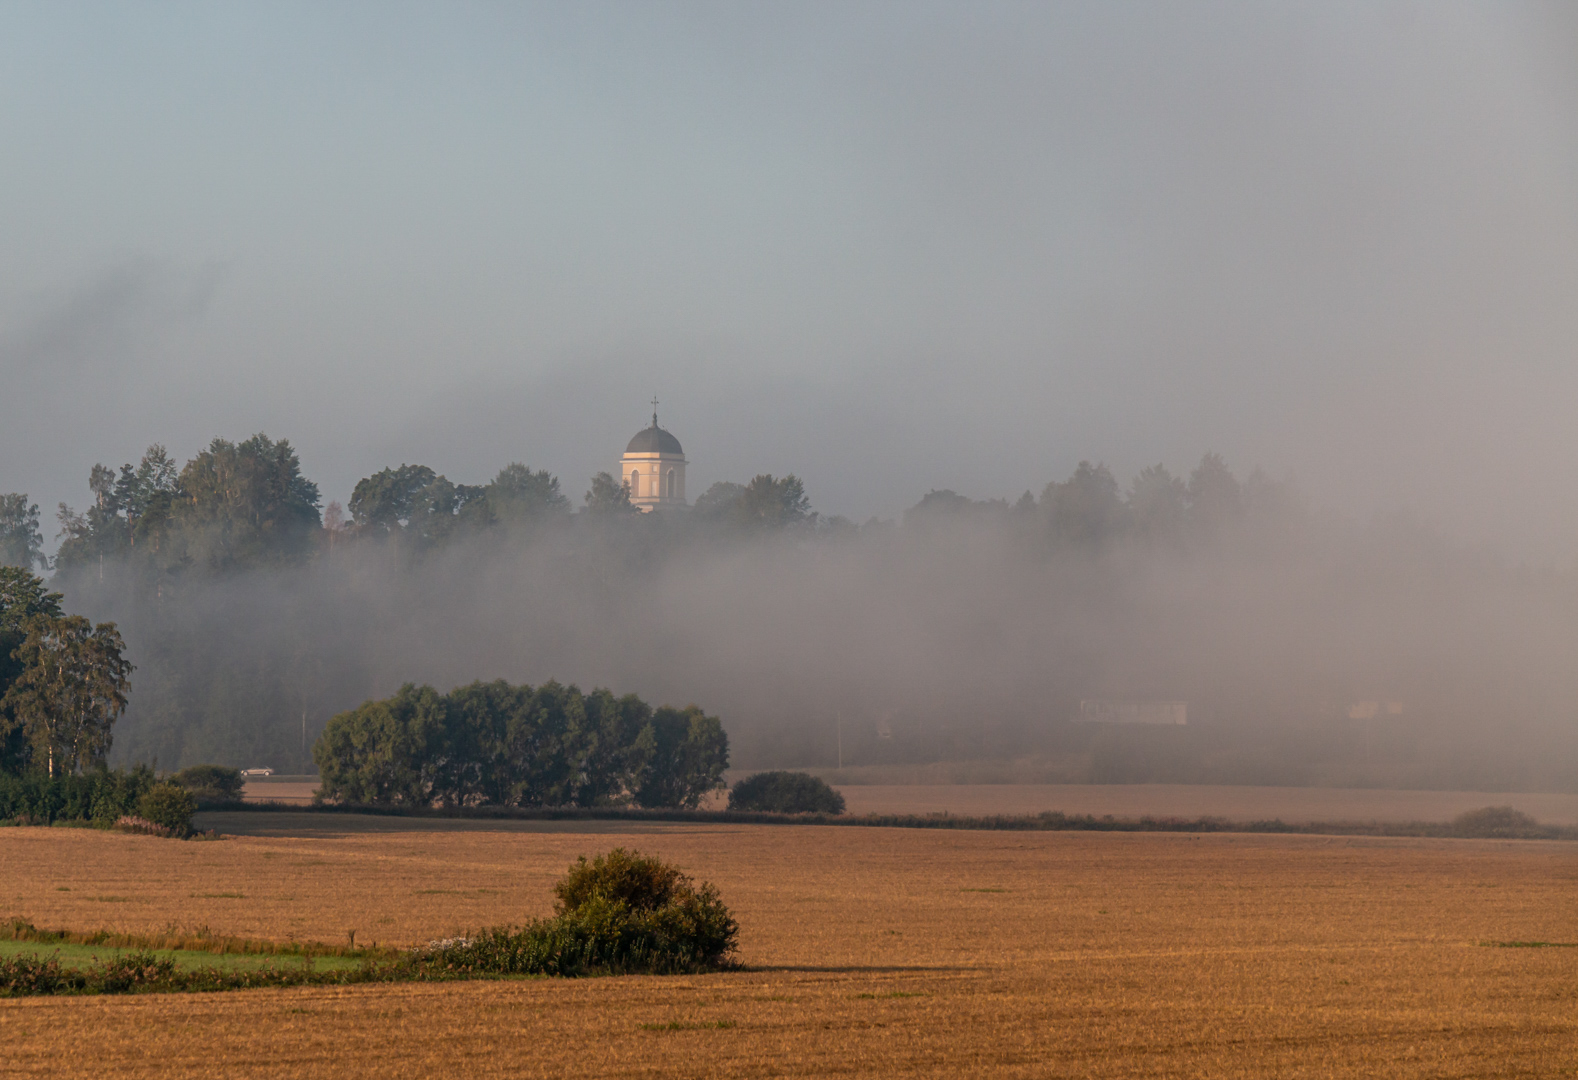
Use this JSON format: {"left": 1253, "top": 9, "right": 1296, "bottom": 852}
{"left": 620, "top": 400, "right": 687, "bottom": 511}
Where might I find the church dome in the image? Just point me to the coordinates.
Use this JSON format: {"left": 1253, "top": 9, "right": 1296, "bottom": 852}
{"left": 625, "top": 424, "right": 684, "bottom": 456}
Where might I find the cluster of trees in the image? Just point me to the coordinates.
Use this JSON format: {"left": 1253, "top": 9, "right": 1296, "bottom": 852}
{"left": 14, "top": 434, "right": 832, "bottom": 582}
{"left": 905, "top": 452, "right": 1292, "bottom": 549}
{"left": 47, "top": 436, "right": 322, "bottom": 577}
{"left": 345, "top": 462, "right": 570, "bottom": 547}
{"left": 13, "top": 432, "right": 1290, "bottom": 589}
{"left": 1, "top": 568, "right": 132, "bottom": 778}
{"left": 314, "top": 680, "right": 729, "bottom": 810}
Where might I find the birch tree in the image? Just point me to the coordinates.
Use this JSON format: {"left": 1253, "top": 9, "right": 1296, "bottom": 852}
{"left": 2, "top": 615, "right": 133, "bottom": 777}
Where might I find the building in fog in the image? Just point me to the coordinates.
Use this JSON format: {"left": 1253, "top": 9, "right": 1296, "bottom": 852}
{"left": 620, "top": 402, "right": 687, "bottom": 511}
{"left": 1077, "top": 699, "right": 1188, "bottom": 726}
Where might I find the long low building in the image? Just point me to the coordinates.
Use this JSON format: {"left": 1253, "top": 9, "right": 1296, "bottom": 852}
{"left": 1077, "top": 699, "right": 1188, "bottom": 726}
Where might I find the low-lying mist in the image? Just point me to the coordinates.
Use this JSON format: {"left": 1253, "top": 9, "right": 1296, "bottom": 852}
{"left": 57, "top": 459, "right": 1578, "bottom": 793}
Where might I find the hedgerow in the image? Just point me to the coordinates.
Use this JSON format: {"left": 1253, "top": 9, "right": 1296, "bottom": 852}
{"left": 0, "top": 767, "right": 155, "bottom": 827}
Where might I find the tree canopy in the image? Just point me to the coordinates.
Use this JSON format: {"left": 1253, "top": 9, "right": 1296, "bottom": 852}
{"left": 2, "top": 614, "right": 133, "bottom": 778}
{"left": 54, "top": 435, "right": 320, "bottom": 575}
{"left": 314, "top": 679, "right": 728, "bottom": 810}
{"left": 0, "top": 568, "right": 66, "bottom": 774}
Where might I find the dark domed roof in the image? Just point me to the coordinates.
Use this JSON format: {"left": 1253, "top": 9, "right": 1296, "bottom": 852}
{"left": 625, "top": 423, "right": 684, "bottom": 456}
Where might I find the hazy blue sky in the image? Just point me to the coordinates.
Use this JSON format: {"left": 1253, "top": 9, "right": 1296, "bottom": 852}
{"left": 3, "top": 3, "right": 1576, "bottom": 555}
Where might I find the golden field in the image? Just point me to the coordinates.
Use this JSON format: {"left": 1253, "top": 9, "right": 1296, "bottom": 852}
{"left": 2, "top": 815, "right": 1577, "bottom": 1078}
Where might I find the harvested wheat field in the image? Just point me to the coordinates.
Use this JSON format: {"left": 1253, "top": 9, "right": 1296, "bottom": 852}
{"left": 3, "top": 816, "right": 1578, "bottom": 1078}
{"left": 831, "top": 783, "right": 1578, "bottom": 824}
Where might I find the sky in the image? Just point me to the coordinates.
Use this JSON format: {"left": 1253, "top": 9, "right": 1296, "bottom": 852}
{"left": 3, "top": 2, "right": 1577, "bottom": 558}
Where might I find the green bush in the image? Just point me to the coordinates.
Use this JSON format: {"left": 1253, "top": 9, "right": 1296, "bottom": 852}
{"left": 728, "top": 771, "right": 845, "bottom": 814}
{"left": 1451, "top": 806, "right": 1547, "bottom": 839}
{"left": 553, "top": 847, "right": 685, "bottom": 912}
{"left": 314, "top": 681, "right": 729, "bottom": 810}
{"left": 416, "top": 848, "right": 738, "bottom": 976}
{"left": 135, "top": 783, "right": 198, "bottom": 834}
{"left": 0, "top": 767, "right": 155, "bottom": 826}
{"left": 168, "top": 764, "right": 244, "bottom": 803}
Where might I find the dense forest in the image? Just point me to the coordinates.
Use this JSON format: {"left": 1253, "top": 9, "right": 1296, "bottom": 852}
{"left": 3, "top": 434, "right": 1577, "bottom": 790}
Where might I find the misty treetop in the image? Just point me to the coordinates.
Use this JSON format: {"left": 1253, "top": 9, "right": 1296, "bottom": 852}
{"left": 313, "top": 679, "right": 729, "bottom": 810}
{"left": 904, "top": 452, "right": 1292, "bottom": 550}
{"left": 27, "top": 433, "right": 1289, "bottom": 587}
{"left": 348, "top": 461, "right": 570, "bottom": 546}
{"left": 52, "top": 436, "right": 320, "bottom": 576}
{"left": 692, "top": 475, "right": 813, "bottom": 529}
{"left": 0, "top": 494, "right": 46, "bottom": 571}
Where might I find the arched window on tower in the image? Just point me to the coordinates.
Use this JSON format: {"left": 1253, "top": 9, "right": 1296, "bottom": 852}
{"left": 630, "top": 470, "right": 640, "bottom": 498}
{"left": 665, "top": 469, "right": 675, "bottom": 498}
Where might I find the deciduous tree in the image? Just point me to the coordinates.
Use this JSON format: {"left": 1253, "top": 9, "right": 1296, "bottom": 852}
{"left": 1042, "top": 461, "right": 1127, "bottom": 547}
{"left": 632, "top": 705, "right": 729, "bottom": 810}
{"left": 736, "top": 474, "right": 810, "bottom": 528}
{"left": 2, "top": 615, "right": 133, "bottom": 778}
{"left": 584, "top": 471, "right": 637, "bottom": 514}
{"left": 177, "top": 435, "right": 321, "bottom": 568}
{"left": 486, "top": 464, "right": 569, "bottom": 525}
{"left": 312, "top": 683, "right": 447, "bottom": 805}
{"left": 0, "top": 568, "right": 64, "bottom": 774}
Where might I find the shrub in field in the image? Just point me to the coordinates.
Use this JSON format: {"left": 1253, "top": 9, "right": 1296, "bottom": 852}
{"left": 1451, "top": 806, "right": 1546, "bottom": 839}
{"left": 553, "top": 846, "right": 686, "bottom": 911}
{"left": 135, "top": 782, "right": 197, "bottom": 835}
{"left": 169, "top": 764, "right": 244, "bottom": 803}
{"left": 416, "top": 848, "right": 738, "bottom": 976}
{"left": 728, "top": 771, "right": 845, "bottom": 814}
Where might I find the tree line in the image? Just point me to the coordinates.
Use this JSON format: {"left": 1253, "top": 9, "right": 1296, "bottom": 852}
{"left": 0, "top": 432, "right": 1291, "bottom": 586}
{"left": 0, "top": 436, "right": 831, "bottom": 582}
{"left": 314, "top": 680, "right": 729, "bottom": 810}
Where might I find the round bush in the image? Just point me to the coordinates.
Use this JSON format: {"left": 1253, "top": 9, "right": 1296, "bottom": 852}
{"left": 555, "top": 848, "right": 687, "bottom": 912}
{"left": 135, "top": 782, "right": 198, "bottom": 834}
{"left": 1451, "top": 805, "right": 1544, "bottom": 839}
{"left": 419, "top": 848, "right": 739, "bottom": 975}
{"left": 169, "top": 764, "right": 245, "bottom": 803}
{"left": 728, "top": 771, "right": 845, "bottom": 814}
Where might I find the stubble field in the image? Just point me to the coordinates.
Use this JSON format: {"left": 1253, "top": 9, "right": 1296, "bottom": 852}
{"left": 240, "top": 778, "right": 1578, "bottom": 824}
{"left": 2, "top": 815, "right": 1577, "bottom": 1078}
